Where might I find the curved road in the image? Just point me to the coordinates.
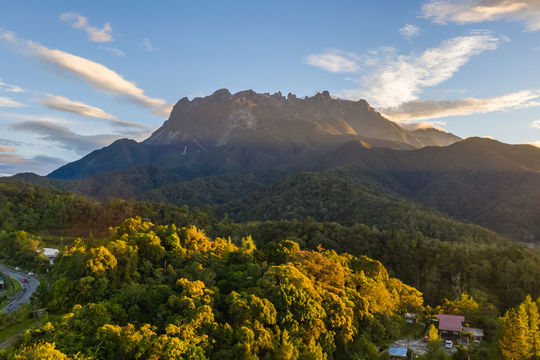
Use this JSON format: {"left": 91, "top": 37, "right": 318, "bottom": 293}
{"left": 0, "top": 265, "right": 40, "bottom": 313}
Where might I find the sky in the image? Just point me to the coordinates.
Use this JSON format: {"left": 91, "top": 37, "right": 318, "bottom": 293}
{"left": 1, "top": 0, "right": 540, "bottom": 175}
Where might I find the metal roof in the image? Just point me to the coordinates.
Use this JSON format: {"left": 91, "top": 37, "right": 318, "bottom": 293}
{"left": 438, "top": 314, "right": 465, "bottom": 332}
{"left": 389, "top": 347, "right": 408, "bottom": 356}
{"left": 463, "top": 327, "right": 484, "bottom": 337}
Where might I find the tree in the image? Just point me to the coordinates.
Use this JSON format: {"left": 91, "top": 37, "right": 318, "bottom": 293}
{"left": 499, "top": 309, "right": 529, "bottom": 360}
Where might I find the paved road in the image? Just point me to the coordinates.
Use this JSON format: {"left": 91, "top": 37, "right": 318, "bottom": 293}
{"left": 0, "top": 265, "right": 40, "bottom": 313}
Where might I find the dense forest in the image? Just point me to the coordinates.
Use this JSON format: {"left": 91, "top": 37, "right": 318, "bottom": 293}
{"left": 0, "top": 181, "right": 539, "bottom": 359}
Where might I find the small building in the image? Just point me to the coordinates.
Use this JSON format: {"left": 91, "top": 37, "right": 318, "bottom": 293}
{"left": 33, "top": 308, "right": 47, "bottom": 318}
{"left": 389, "top": 347, "right": 408, "bottom": 359}
{"left": 405, "top": 312, "right": 418, "bottom": 324}
{"left": 462, "top": 327, "right": 484, "bottom": 344}
{"left": 39, "top": 248, "right": 60, "bottom": 265}
{"left": 438, "top": 314, "right": 465, "bottom": 339}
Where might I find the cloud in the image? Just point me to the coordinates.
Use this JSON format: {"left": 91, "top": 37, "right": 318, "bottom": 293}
{"left": 100, "top": 47, "right": 125, "bottom": 56}
{"left": 381, "top": 90, "right": 540, "bottom": 121}
{"left": 0, "top": 138, "right": 22, "bottom": 146}
{"left": 60, "top": 12, "right": 113, "bottom": 42}
{"left": 0, "top": 153, "right": 31, "bottom": 164}
{"left": 399, "top": 24, "right": 421, "bottom": 39}
{"left": 0, "top": 153, "right": 66, "bottom": 176}
{"left": 11, "top": 120, "right": 121, "bottom": 155}
{"left": 525, "top": 141, "right": 540, "bottom": 148}
{"left": 0, "top": 29, "right": 172, "bottom": 118}
{"left": 422, "top": 0, "right": 540, "bottom": 31}
{"left": 0, "top": 97, "right": 25, "bottom": 107}
{"left": 0, "top": 145, "right": 15, "bottom": 152}
{"left": 401, "top": 121, "right": 448, "bottom": 131}
{"left": 303, "top": 49, "right": 360, "bottom": 73}
{"left": 142, "top": 38, "right": 158, "bottom": 52}
{"left": 531, "top": 119, "right": 540, "bottom": 129}
{"left": 337, "top": 31, "right": 502, "bottom": 107}
{"left": 0, "top": 80, "right": 24, "bottom": 93}
{"left": 38, "top": 94, "right": 148, "bottom": 129}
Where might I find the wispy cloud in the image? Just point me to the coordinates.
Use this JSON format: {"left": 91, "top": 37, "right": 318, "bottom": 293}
{"left": 0, "top": 138, "right": 22, "bottom": 146}
{"left": 423, "top": 0, "right": 540, "bottom": 31}
{"left": 142, "top": 38, "right": 158, "bottom": 52}
{"left": 303, "top": 49, "right": 360, "bottom": 73}
{"left": 338, "top": 31, "right": 503, "bottom": 107}
{"left": 399, "top": 24, "right": 421, "bottom": 39}
{"left": 0, "top": 153, "right": 31, "bottom": 164}
{"left": 531, "top": 119, "right": 540, "bottom": 129}
{"left": 382, "top": 90, "right": 540, "bottom": 121}
{"left": 0, "top": 145, "right": 15, "bottom": 152}
{"left": 60, "top": 12, "right": 113, "bottom": 42}
{"left": 0, "top": 153, "right": 66, "bottom": 176}
{"left": 100, "top": 46, "right": 125, "bottom": 56}
{"left": 11, "top": 120, "right": 121, "bottom": 155}
{"left": 0, "top": 80, "right": 24, "bottom": 93}
{"left": 0, "top": 96, "right": 25, "bottom": 107}
{"left": 0, "top": 29, "right": 172, "bottom": 117}
{"left": 39, "top": 94, "right": 148, "bottom": 129}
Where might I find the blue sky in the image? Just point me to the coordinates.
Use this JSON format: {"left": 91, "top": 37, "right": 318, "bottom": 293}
{"left": 1, "top": 0, "right": 540, "bottom": 175}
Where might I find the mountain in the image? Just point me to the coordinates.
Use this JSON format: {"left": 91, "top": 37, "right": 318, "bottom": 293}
{"left": 49, "top": 89, "right": 459, "bottom": 180}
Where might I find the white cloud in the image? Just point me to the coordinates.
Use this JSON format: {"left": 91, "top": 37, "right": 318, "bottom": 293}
{"left": 0, "top": 29, "right": 172, "bottom": 118}
{"left": 0, "top": 96, "right": 25, "bottom": 107}
{"left": 399, "top": 24, "right": 421, "bottom": 39}
{"left": 423, "top": 0, "right": 540, "bottom": 31}
{"left": 338, "top": 32, "right": 502, "bottom": 107}
{"left": 303, "top": 49, "right": 360, "bottom": 73}
{"left": 0, "top": 80, "right": 24, "bottom": 93}
{"left": 531, "top": 119, "right": 540, "bottom": 129}
{"left": 100, "top": 47, "right": 125, "bottom": 56}
{"left": 142, "top": 38, "right": 158, "bottom": 52}
{"left": 39, "top": 94, "right": 148, "bottom": 129}
{"left": 60, "top": 12, "right": 114, "bottom": 42}
{"left": 381, "top": 90, "right": 540, "bottom": 121}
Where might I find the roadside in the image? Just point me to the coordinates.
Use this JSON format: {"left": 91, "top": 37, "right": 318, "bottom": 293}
{"left": 0, "top": 265, "right": 40, "bottom": 313}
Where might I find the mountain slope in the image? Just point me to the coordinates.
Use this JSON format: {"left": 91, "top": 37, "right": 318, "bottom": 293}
{"left": 49, "top": 89, "right": 460, "bottom": 180}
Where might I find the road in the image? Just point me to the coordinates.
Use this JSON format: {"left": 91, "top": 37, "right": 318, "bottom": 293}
{"left": 0, "top": 265, "right": 40, "bottom": 313}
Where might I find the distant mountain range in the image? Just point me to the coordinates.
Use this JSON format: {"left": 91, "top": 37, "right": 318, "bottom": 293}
{"left": 5, "top": 89, "right": 540, "bottom": 242}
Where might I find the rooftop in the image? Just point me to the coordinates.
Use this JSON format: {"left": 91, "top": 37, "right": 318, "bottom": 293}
{"left": 463, "top": 327, "right": 484, "bottom": 337}
{"left": 389, "top": 347, "right": 408, "bottom": 357}
{"left": 438, "top": 314, "right": 465, "bottom": 332}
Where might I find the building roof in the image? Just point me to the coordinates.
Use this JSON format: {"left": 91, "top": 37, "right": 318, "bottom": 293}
{"left": 389, "top": 347, "right": 408, "bottom": 357}
{"left": 463, "top": 327, "right": 484, "bottom": 337}
{"left": 39, "top": 248, "right": 59, "bottom": 258}
{"left": 438, "top": 314, "right": 465, "bottom": 332}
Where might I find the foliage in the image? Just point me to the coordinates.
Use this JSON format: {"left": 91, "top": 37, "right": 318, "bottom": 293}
{"left": 6, "top": 218, "right": 423, "bottom": 360}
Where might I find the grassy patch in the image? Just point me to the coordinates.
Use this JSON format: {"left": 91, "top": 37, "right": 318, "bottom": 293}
{"left": 0, "top": 315, "right": 47, "bottom": 345}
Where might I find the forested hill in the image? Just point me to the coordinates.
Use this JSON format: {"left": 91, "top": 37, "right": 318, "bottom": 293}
{"left": 0, "top": 180, "right": 538, "bottom": 310}
{"left": 7, "top": 137, "right": 540, "bottom": 242}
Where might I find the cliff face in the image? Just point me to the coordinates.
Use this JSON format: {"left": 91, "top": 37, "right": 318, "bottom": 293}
{"left": 144, "top": 89, "right": 458, "bottom": 150}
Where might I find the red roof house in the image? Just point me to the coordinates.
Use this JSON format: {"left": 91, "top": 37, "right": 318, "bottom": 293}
{"left": 438, "top": 314, "right": 465, "bottom": 333}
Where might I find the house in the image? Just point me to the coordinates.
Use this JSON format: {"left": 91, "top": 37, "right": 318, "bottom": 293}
{"left": 462, "top": 327, "right": 484, "bottom": 344}
{"left": 437, "top": 314, "right": 465, "bottom": 339}
{"left": 389, "top": 347, "right": 408, "bottom": 359}
{"left": 405, "top": 312, "right": 418, "bottom": 324}
{"left": 39, "top": 248, "right": 60, "bottom": 264}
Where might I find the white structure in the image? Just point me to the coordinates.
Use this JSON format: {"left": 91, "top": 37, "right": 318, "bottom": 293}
{"left": 39, "top": 248, "right": 60, "bottom": 264}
